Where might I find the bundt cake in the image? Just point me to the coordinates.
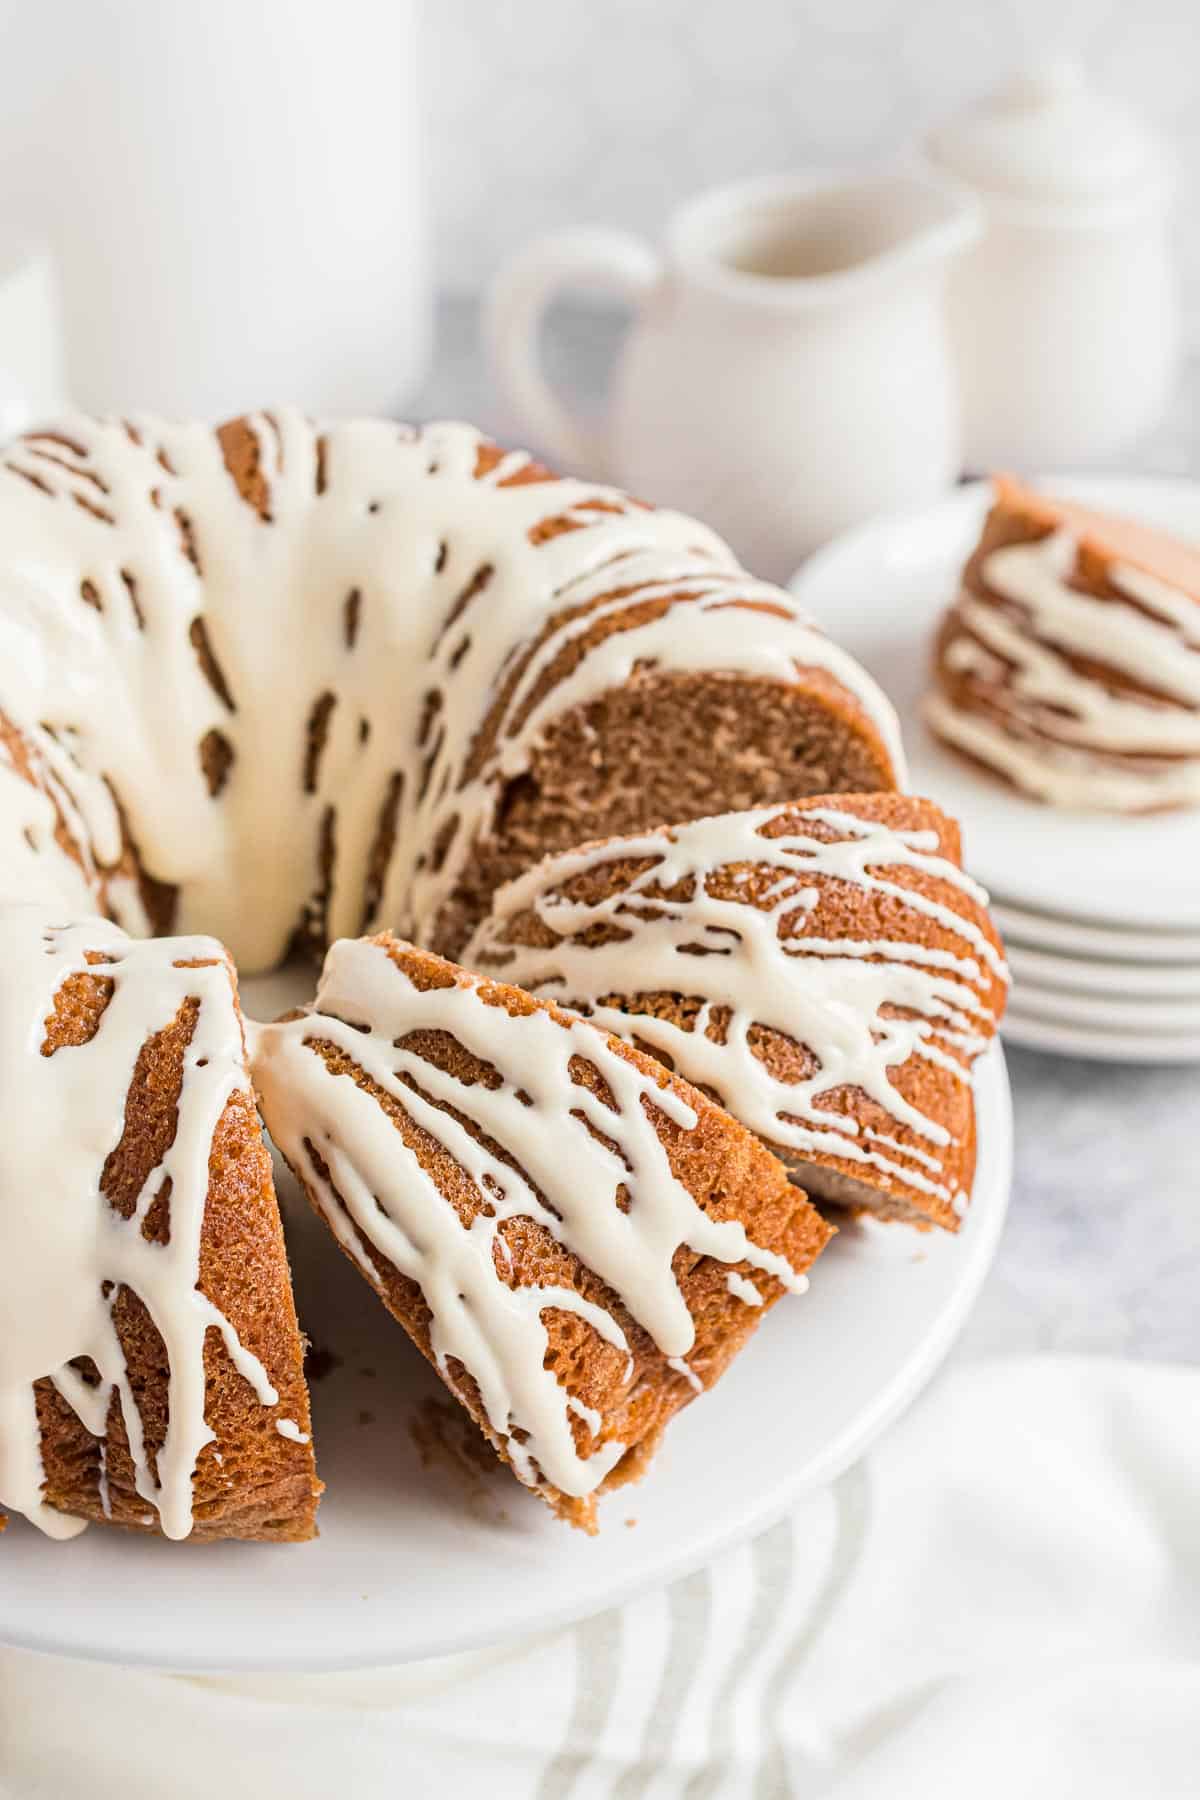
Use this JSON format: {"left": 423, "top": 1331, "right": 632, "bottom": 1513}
{"left": 0, "top": 410, "right": 930, "bottom": 1543}
{"left": 251, "top": 934, "right": 831, "bottom": 1531}
{"left": 0, "top": 905, "right": 320, "bottom": 1541}
{"left": 466, "top": 795, "right": 1008, "bottom": 1233}
{"left": 0, "top": 412, "right": 903, "bottom": 970}
{"left": 927, "top": 475, "right": 1200, "bottom": 812}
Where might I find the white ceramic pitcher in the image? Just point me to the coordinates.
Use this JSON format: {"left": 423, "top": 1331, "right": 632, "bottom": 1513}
{"left": 487, "top": 172, "right": 980, "bottom": 578}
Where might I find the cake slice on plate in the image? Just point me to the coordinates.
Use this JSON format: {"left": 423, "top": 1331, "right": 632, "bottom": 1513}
{"left": 926, "top": 474, "right": 1200, "bottom": 812}
{"left": 252, "top": 934, "right": 830, "bottom": 1531}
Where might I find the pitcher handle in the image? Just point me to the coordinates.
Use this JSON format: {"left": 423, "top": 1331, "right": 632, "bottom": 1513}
{"left": 485, "top": 228, "right": 661, "bottom": 474}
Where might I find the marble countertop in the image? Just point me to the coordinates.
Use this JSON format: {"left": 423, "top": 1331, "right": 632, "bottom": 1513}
{"left": 410, "top": 295, "right": 1200, "bottom": 1364}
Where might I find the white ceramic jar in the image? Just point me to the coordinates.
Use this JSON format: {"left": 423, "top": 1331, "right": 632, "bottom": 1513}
{"left": 924, "top": 59, "right": 1179, "bottom": 471}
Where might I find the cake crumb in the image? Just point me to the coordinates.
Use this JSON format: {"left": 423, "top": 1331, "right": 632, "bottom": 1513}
{"left": 410, "top": 1396, "right": 498, "bottom": 1485}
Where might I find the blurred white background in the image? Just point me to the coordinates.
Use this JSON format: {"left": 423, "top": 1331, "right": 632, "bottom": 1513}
{"left": 0, "top": 0, "right": 1196, "bottom": 426}
{"left": 427, "top": 0, "right": 1200, "bottom": 337}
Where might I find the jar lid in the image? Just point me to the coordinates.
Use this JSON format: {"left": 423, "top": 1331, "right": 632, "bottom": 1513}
{"left": 925, "top": 58, "right": 1168, "bottom": 209}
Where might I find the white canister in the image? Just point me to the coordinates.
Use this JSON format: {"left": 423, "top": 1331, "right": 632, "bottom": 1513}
{"left": 0, "top": 1, "right": 430, "bottom": 419}
{"left": 924, "top": 59, "right": 1179, "bottom": 471}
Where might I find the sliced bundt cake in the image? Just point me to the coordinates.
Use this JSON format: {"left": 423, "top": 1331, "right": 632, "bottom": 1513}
{"left": 466, "top": 796, "right": 1008, "bottom": 1232}
{"left": 0, "top": 409, "right": 939, "bottom": 1548}
{"left": 251, "top": 933, "right": 831, "bottom": 1531}
{"left": 0, "top": 906, "right": 321, "bottom": 1540}
{"left": 927, "top": 474, "right": 1200, "bottom": 812}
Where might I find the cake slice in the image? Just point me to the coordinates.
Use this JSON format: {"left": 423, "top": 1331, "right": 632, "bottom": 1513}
{"left": 466, "top": 795, "right": 1008, "bottom": 1233}
{"left": 926, "top": 474, "right": 1200, "bottom": 812}
{"left": 0, "top": 906, "right": 321, "bottom": 1541}
{"left": 251, "top": 934, "right": 830, "bottom": 1531}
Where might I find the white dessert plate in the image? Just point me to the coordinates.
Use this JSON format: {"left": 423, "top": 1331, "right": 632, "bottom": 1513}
{"left": 0, "top": 1004, "right": 1012, "bottom": 1675}
{"left": 1006, "top": 941, "right": 1200, "bottom": 1002}
{"left": 1006, "top": 977, "right": 1200, "bottom": 1033}
{"left": 1002, "top": 1007, "right": 1200, "bottom": 1064}
{"left": 790, "top": 475, "right": 1200, "bottom": 934}
{"left": 992, "top": 902, "right": 1200, "bottom": 965}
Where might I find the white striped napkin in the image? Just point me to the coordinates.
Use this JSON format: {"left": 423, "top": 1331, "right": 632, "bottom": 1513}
{"left": 4, "top": 1356, "right": 1199, "bottom": 1799}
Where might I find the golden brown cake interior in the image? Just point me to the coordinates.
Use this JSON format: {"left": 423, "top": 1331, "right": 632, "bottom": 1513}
{"left": 434, "top": 664, "right": 899, "bottom": 959}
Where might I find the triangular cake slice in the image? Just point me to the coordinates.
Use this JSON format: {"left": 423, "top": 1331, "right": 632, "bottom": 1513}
{"left": 927, "top": 474, "right": 1200, "bottom": 812}
{"left": 252, "top": 935, "right": 830, "bottom": 1531}
{"left": 466, "top": 795, "right": 1008, "bottom": 1233}
{"left": 0, "top": 906, "right": 321, "bottom": 1541}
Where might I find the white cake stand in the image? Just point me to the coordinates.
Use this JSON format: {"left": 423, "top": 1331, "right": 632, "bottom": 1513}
{"left": 0, "top": 990, "right": 1011, "bottom": 1674}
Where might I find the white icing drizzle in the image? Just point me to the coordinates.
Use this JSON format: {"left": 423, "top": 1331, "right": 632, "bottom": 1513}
{"left": 275, "top": 1418, "right": 310, "bottom": 1444}
{"left": 251, "top": 938, "right": 809, "bottom": 1502}
{"left": 566, "top": 1395, "right": 603, "bottom": 1439}
{"left": 466, "top": 806, "right": 1006, "bottom": 1212}
{"left": 933, "top": 527, "right": 1200, "bottom": 811}
{"left": 0, "top": 906, "right": 281, "bottom": 1539}
{"left": 0, "top": 413, "right": 903, "bottom": 973}
{"left": 725, "top": 1272, "right": 764, "bottom": 1307}
{"left": 666, "top": 1357, "right": 703, "bottom": 1395}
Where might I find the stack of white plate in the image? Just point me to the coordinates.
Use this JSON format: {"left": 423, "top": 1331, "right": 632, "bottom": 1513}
{"left": 989, "top": 904, "right": 1200, "bottom": 1063}
{"left": 791, "top": 473, "right": 1200, "bottom": 1065}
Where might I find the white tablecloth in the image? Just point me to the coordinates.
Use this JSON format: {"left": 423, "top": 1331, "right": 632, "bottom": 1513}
{"left": 4, "top": 1355, "right": 1199, "bottom": 1798}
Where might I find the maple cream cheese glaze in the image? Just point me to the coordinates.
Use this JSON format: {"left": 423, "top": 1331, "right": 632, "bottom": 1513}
{"left": 0, "top": 410, "right": 910, "bottom": 1539}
